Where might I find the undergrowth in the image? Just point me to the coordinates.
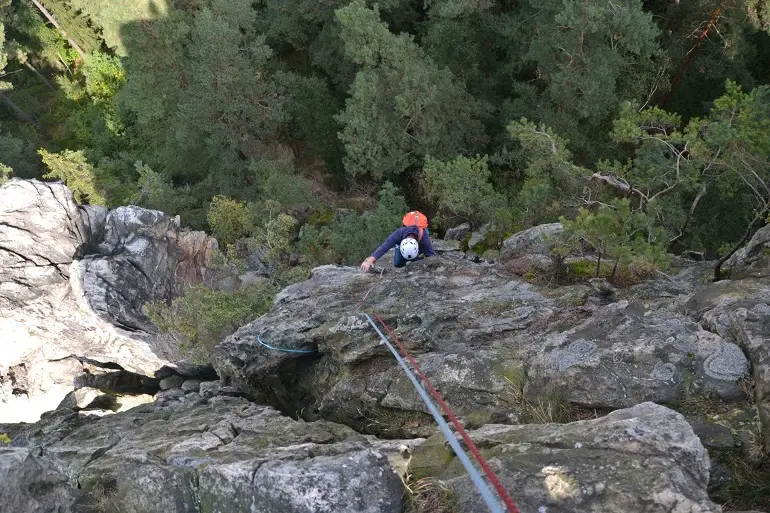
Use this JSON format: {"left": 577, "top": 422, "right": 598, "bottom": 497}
{"left": 144, "top": 281, "right": 277, "bottom": 362}
{"left": 500, "top": 366, "right": 600, "bottom": 424}
{"left": 403, "top": 475, "right": 462, "bottom": 513}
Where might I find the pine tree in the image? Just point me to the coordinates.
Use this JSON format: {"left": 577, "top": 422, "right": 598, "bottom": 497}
{"left": 335, "top": 0, "right": 489, "bottom": 181}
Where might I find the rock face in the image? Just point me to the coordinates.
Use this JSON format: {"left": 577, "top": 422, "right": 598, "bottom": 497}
{"left": 0, "top": 447, "right": 76, "bottom": 513}
{"left": 7, "top": 395, "right": 403, "bottom": 513}
{"left": 212, "top": 255, "right": 757, "bottom": 438}
{"left": 0, "top": 179, "right": 219, "bottom": 422}
{"left": 213, "top": 259, "right": 556, "bottom": 436}
{"left": 726, "top": 224, "right": 770, "bottom": 278}
{"left": 410, "top": 402, "right": 720, "bottom": 513}
{"left": 500, "top": 222, "right": 563, "bottom": 262}
{"left": 683, "top": 279, "right": 770, "bottom": 451}
{"left": 444, "top": 222, "right": 470, "bottom": 241}
{"left": 526, "top": 298, "right": 750, "bottom": 408}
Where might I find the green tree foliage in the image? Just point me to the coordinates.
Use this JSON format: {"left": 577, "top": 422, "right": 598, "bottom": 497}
{"left": 247, "top": 156, "right": 316, "bottom": 216}
{"left": 648, "top": 0, "right": 770, "bottom": 118}
{"left": 0, "top": 133, "right": 39, "bottom": 178}
{"left": 506, "top": 0, "right": 663, "bottom": 162}
{"left": 609, "top": 81, "right": 770, "bottom": 262}
{"left": 508, "top": 119, "right": 589, "bottom": 229}
{"left": 298, "top": 181, "right": 407, "bottom": 264}
{"left": 422, "top": 154, "right": 506, "bottom": 228}
{"left": 559, "top": 198, "right": 669, "bottom": 282}
{"left": 67, "top": 0, "right": 158, "bottom": 56}
{"left": 423, "top": 0, "right": 495, "bottom": 18}
{"left": 39, "top": 148, "right": 107, "bottom": 205}
{"left": 206, "top": 195, "right": 249, "bottom": 248}
{"left": 36, "top": 0, "right": 101, "bottom": 55}
{"left": 1, "top": 0, "right": 769, "bottom": 290}
{"left": 335, "top": 0, "right": 488, "bottom": 180}
{"left": 144, "top": 281, "right": 277, "bottom": 362}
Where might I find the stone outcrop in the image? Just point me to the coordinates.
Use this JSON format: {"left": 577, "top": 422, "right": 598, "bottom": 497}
{"left": 410, "top": 402, "right": 720, "bottom": 513}
{"left": 526, "top": 298, "right": 750, "bottom": 408}
{"left": 212, "top": 260, "right": 556, "bottom": 436}
{"left": 3, "top": 394, "right": 726, "bottom": 513}
{"left": 500, "top": 222, "right": 563, "bottom": 262}
{"left": 212, "top": 256, "right": 757, "bottom": 437}
{"left": 683, "top": 279, "right": 770, "bottom": 452}
{"left": 0, "top": 179, "right": 220, "bottom": 422}
{"left": 2, "top": 180, "right": 767, "bottom": 511}
{"left": 725, "top": 224, "right": 770, "bottom": 279}
{"left": 8, "top": 395, "right": 403, "bottom": 513}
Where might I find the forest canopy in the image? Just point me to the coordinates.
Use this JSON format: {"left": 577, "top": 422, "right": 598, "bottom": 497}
{"left": 1, "top": 0, "right": 769, "bottom": 278}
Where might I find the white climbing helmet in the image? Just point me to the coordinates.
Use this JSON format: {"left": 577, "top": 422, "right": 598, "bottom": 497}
{"left": 399, "top": 237, "right": 419, "bottom": 260}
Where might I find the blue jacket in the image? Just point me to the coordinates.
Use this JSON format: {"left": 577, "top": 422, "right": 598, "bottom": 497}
{"left": 371, "top": 226, "right": 436, "bottom": 260}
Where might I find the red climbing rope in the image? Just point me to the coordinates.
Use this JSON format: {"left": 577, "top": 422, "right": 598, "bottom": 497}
{"left": 372, "top": 313, "right": 521, "bottom": 513}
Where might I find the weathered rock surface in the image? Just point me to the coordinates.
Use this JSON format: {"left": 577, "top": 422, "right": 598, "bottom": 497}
{"left": 410, "top": 402, "right": 720, "bottom": 513}
{"left": 0, "top": 179, "right": 219, "bottom": 422}
{"left": 0, "top": 447, "right": 76, "bottom": 513}
{"left": 213, "top": 259, "right": 555, "bottom": 436}
{"left": 683, "top": 279, "right": 770, "bottom": 452}
{"left": 212, "top": 255, "right": 760, "bottom": 440}
{"left": 6, "top": 395, "right": 403, "bottom": 513}
{"left": 726, "top": 224, "right": 770, "bottom": 279}
{"left": 500, "top": 222, "right": 563, "bottom": 262}
{"left": 444, "top": 222, "right": 470, "bottom": 241}
{"left": 526, "top": 298, "right": 750, "bottom": 408}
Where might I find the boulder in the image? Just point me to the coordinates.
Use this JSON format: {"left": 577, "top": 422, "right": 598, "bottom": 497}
{"left": 409, "top": 402, "right": 720, "bottom": 513}
{"left": 0, "top": 180, "right": 220, "bottom": 423}
{"left": 159, "top": 374, "right": 185, "bottom": 390}
{"left": 500, "top": 222, "right": 563, "bottom": 262}
{"left": 181, "top": 379, "right": 202, "bottom": 392}
{"left": 683, "top": 279, "right": 770, "bottom": 452}
{"left": 725, "top": 224, "right": 770, "bottom": 278}
{"left": 431, "top": 239, "right": 462, "bottom": 253}
{"left": 213, "top": 260, "right": 554, "bottom": 436}
{"left": 480, "top": 249, "right": 500, "bottom": 262}
{"left": 7, "top": 396, "right": 403, "bottom": 513}
{"left": 467, "top": 224, "right": 487, "bottom": 250}
{"left": 526, "top": 298, "right": 749, "bottom": 408}
{"left": 0, "top": 447, "right": 76, "bottom": 513}
{"left": 444, "top": 222, "right": 470, "bottom": 241}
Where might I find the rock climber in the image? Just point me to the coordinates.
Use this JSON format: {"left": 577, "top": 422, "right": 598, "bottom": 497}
{"left": 360, "top": 211, "right": 436, "bottom": 271}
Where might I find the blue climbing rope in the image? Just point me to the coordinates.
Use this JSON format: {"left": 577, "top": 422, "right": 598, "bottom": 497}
{"left": 256, "top": 335, "right": 316, "bottom": 354}
{"left": 363, "top": 314, "right": 507, "bottom": 513}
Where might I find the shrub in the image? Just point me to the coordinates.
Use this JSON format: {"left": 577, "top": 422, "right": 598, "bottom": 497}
{"left": 39, "top": 149, "right": 107, "bottom": 205}
{"left": 422, "top": 154, "right": 506, "bottom": 229}
{"left": 144, "top": 281, "right": 277, "bottom": 362}
{"left": 298, "top": 181, "right": 407, "bottom": 265}
{"left": 207, "top": 195, "right": 249, "bottom": 247}
{"left": 248, "top": 156, "right": 316, "bottom": 215}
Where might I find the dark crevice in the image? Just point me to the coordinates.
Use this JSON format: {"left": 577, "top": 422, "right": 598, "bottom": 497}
{"left": 47, "top": 355, "right": 125, "bottom": 371}
{"left": 0, "top": 221, "right": 36, "bottom": 236}
{"left": 121, "top": 255, "right": 157, "bottom": 288}
{"left": 241, "top": 352, "right": 325, "bottom": 421}
{"left": 42, "top": 181, "right": 86, "bottom": 247}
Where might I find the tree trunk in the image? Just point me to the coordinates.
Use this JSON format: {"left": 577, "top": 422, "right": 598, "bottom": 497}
{"left": 0, "top": 92, "right": 40, "bottom": 129}
{"left": 713, "top": 208, "right": 769, "bottom": 280}
{"left": 30, "top": 0, "right": 87, "bottom": 61}
{"left": 610, "top": 259, "right": 619, "bottom": 282}
{"left": 668, "top": 182, "right": 707, "bottom": 252}
{"left": 595, "top": 253, "right": 602, "bottom": 277}
{"left": 23, "top": 60, "right": 56, "bottom": 91}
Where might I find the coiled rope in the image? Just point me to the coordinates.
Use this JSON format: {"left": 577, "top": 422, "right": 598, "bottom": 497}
{"left": 364, "top": 313, "right": 520, "bottom": 513}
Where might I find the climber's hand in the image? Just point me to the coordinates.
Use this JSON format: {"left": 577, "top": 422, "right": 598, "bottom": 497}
{"left": 360, "top": 257, "right": 375, "bottom": 272}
